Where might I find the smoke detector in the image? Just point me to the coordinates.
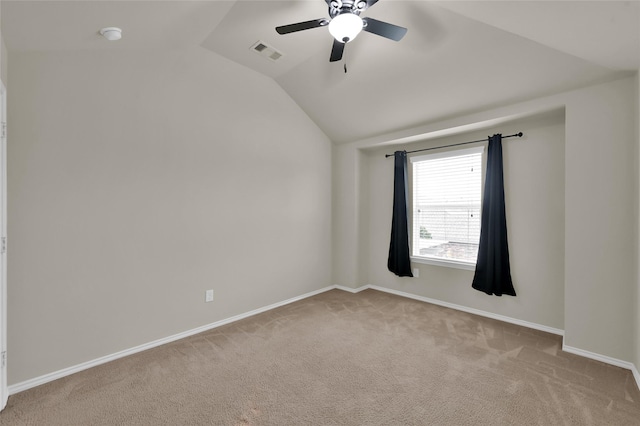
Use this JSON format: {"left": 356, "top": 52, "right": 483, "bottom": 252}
{"left": 100, "top": 27, "right": 122, "bottom": 41}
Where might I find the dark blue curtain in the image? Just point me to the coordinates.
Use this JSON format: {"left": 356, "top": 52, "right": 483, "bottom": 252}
{"left": 388, "top": 151, "right": 413, "bottom": 277}
{"left": 472, "top": 134, "right": 516, "bottom": 296}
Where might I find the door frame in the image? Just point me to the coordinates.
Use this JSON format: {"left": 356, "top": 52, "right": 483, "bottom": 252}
{"left": 0, "top": 79, "right": 8, "bottom": 410}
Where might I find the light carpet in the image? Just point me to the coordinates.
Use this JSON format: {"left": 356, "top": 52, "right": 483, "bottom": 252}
{"left": 1, "top": 289, "right": 639, "bottom": 425}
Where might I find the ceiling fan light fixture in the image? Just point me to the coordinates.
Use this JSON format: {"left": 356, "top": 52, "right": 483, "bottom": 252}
{"left": 275, "top": 0, "right": 407, "bottom": 63}
{"left": 328, "top": 13, "right": 363, "bottom": 43}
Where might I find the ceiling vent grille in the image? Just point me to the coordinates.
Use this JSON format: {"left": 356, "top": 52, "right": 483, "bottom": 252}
{"left": 250, "top": 41, "right": 284, "bottom": 62}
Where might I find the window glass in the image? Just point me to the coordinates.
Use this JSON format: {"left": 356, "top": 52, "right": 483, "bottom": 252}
{"left": 410, "top": 147, "right": 483, "bottom": 265}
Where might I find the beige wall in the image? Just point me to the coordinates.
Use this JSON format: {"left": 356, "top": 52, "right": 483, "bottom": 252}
{"left": 362, "top": 114, "right": 565, "bottom": 330}
{"left": 332, "top": 145, "right": 369, "bottom": 286}
{"left": 7, "top": 47, "right": 332, "bottom": 385}
{"left": 0, "top": 2, "right": 6, "bottom": 86}
{"left": 333, "top": 75, "right": 638, "bottom": 364}
{"left": 563, "top": 77, "right": 636, "bottom": 361}
{"left": 1, "top": 36, "right": 6, "bottom": 86}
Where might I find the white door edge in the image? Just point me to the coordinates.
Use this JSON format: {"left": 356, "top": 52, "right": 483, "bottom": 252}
{"left": 0, "top": 79, "right": 8, "bottom": 411}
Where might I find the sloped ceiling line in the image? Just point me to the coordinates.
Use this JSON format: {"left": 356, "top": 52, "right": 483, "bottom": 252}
{"left": 2, "top": 0, "right": 638, "bottom": 144}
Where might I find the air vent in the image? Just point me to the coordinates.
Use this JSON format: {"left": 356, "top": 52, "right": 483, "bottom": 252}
{"left": 250, "top": 40, "right": 284, "bottom": 62}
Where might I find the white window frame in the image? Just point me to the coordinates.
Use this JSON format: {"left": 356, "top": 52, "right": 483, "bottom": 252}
{"left": 409, "top": 146, "right": 484, "bottom": 271}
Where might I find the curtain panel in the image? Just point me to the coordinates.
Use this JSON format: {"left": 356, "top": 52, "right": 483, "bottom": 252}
{"left": 388, "top": 150, "right": 414, "bottom": 277}
{"left": 472, "top": 134, "right": 516, "bottom": 296}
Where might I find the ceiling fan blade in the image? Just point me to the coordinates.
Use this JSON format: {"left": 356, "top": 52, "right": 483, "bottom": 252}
{"left": 276, "top": 19, "right": 328, "bottom": 35}
{"left": 362, "top": 17, "right": 407, "bottom": 41}
{"left": 330, "top": 39, "right": 345, "bottom": 62}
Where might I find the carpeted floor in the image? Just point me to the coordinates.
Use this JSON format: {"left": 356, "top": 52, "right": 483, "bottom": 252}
{"left": 1, "top": 289, "right": 639, "bottom": 425}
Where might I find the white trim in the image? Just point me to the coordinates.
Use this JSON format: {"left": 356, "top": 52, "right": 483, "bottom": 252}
{"left": 561, "top": 344, "right": 637, "bottom": 371}
{"left": 562, "top": 344, "right": 640, "bottom": 390}
{"left": 633, "top": 364, "right": 640, "bottom": 391}
{"left": 8, "top": 285, "right": 337, "bottom": 395}
{"left": 411, "top": 256, "right": 476, "bottom": 271}
{"left": 333, "top": 284, "right": 369, "bottom": 294}
{"left": 9, "top": 284, "right": 639, "bottom": 397}
{"left": 360, "top": 284, "right": 638, "bottom": 391}
{"left": 365, "top": 285, "right": 565, "bottom": 336}
{"left": 410, "top": 145, "right": 485, "bottom": 163}
{"left": 0, "top": 80, "right": 6, "bottom": 411}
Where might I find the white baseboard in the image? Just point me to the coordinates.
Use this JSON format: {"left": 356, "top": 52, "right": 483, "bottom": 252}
{"left": 9, "top": 284, "right": 639, "bottom": 396}
{"left": 354, "top": 284, "right": 565, "bottom": 336}
{"left": 8, "top": 285, "right": 337, "bottom": 395}
{"left": 333, "top": 284, "right": 369, "bottom": 294}
{"left": 562, "top": 344, "right": 640, "bottom": 392}
{"left": 562, "top": 344, "right": 636, "bottom": 371}
{"left": 358, "top": 284, "right": 640, "bottom": 390}
{"left": 341, "top": 284, "right": 639, "bottom": 391}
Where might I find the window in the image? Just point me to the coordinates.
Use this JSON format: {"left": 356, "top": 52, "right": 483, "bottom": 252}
{"left": 410, "top": 146, "right": 483, "bottom": 269}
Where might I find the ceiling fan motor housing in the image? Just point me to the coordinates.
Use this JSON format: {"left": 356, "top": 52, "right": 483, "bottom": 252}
{"left": 329, "top": 0, "right": 369, "bottom": 18}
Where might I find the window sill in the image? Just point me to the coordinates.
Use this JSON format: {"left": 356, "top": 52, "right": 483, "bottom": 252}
{"left": 411, "top": 256, "right": 476, "bottom": 271}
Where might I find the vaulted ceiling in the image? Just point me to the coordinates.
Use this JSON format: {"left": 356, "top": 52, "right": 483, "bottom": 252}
{"left": 2, "top": 1, "right": 639, "bottom": 143}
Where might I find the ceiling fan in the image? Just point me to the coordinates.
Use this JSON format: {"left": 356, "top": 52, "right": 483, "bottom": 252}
{"left": 275, "top": 0, "right": 408, "bottom": 62}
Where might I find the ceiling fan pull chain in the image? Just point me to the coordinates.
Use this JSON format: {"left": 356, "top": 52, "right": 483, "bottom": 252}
{"left": 344, "top": 62, "right": 348, "bottom": 73}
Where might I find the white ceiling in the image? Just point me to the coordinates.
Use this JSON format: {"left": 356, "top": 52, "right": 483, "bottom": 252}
{"left": 3, "top": 1, "right": 639, "bottom": 143}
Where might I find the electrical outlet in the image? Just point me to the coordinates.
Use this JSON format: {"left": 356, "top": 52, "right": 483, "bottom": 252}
{"left": 205, "top": 289, "right": 214, "bottom": 303}
{"left": 413, "top": 268, "right": 419, "bottom": 277}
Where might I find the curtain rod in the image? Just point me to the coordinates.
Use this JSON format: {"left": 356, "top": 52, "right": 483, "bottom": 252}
{"left": 384, "top": 132, "right": 523, "bottom": 158}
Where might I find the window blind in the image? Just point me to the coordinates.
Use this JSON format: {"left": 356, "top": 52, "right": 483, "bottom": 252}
{"left": 410, "top": 147, "right": 483, "bottom": 262}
